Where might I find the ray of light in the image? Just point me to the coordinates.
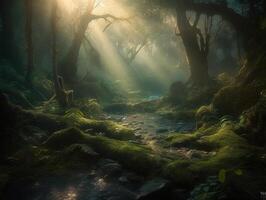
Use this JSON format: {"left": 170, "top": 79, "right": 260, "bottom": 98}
{"left": 56, "top": 0, "right": 189, "bottom": 97}
{"left": 87, "top": 22, "right": 140, "bottom": 93}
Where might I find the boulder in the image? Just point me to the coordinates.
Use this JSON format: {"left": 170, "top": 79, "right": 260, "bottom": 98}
{"left": 213, "top": 85, "right": 260, "bottom": 116}
{"left": 137, "top": 178, "right": 173, "bottom": 200}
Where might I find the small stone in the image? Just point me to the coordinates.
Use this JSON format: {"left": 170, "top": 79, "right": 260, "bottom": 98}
{"left": 137, "top": 178, "right": 172, "bottom": 200}
{"left": 119, "top": 176, "right": 128, "bottom": 183}
{"left": 99, "top": 159, "right": 122, "bottom": 176}
{"left": 126, "top": 173, "right": 144, "bottom": 182}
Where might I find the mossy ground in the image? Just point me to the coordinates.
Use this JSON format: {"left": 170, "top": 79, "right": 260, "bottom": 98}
{"left": 1, "top": 97, "right": 266, "bottom": 199}
{"left": 161, "top": 122, "right": 264, "bottom": 188}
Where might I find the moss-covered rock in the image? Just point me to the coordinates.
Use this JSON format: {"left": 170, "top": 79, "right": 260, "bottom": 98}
{"left": 189, "top": 125, "right": 254, "bottom": 173}
{"left": 162, "top": 123, "right": 258, "bottom": 186}
{"left": 165, "top": 133, "right": 198, "bottom": 148}
{"left": 163, "top": 160, "right": 195, "bottom": 187}
{"left": 163, "top": 124, "right": 219, "bottom": 150}
{"left": 44, "top": 127, "right": 165, "bottom": 174}
{"left": 213, "top": 85, "right": 260, "bottom": 116}
{"left": 63, "top": 109, "right": 135, "bottom": 140}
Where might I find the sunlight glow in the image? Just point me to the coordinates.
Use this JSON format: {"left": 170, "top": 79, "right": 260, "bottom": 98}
{"left": 56, "top": 0, "right": 188, "bottom": 97}
{"left": 50, "top": 186, "right": 78, "bottom": 200}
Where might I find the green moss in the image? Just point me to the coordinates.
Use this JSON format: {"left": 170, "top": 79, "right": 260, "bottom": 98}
{"left": 196, "top": 105, "right": 213, "bottom": 120}
{"left": 36, "top": 100, "right": 65, "bottom": 115}
{"left": 75, "top": 98, "right": 103, "bottom": 117}
{"left": 162, "top": 160, "right": 195, "bottom": 187}
{"left": 44, "top": 127, "right": 165, "bottom": 174}
{"left": 213, "top": 85, "right": 260, "bottom": 116}
{"left": 191, "top": 145, "right": 250, "bottom": 173}
{"left": 42, "top": 127, "right": 84, "bottom": 149}
{"left": 190, "top": 125, "right": 254, "bottom": 171}
{"left": 164, "top": 124, "right": 220, "bottom": 149}
{"left": 162, "top": 123, "right": 257, "bottom": 185}
{"left": 165, "top": 133, "right": 198, "bottom": 148}
{"left": 63, "top": 109, "right": 135, "bottom": 140}
{"left": 201, "top": 124, "right": 247, "bottom": 147}
{"left": 9, "top": 143, "right": 98, "bottom": 181}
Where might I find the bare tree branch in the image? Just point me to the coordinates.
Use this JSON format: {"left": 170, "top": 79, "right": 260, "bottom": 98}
{"left": 193, "top": 12, "right": 201, "bottom": 28}
{"left": 128, "top": 38, "right": 148, "bottom": 63}
{"left": 94, "top": 0, "right": 104, "bottom": 9}
{"left": 88, "top": 14, "right": 132, "bottom": 32}
{"left": 90, "top": 14, "right": 131, "bottom": 22}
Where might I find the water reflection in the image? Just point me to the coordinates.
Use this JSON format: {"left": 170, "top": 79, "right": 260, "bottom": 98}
{"left": 94, "top": 177, "right": 108, "bottom": 191}
{"left": 50, "top": 186, "right": 78, "bottom": 200}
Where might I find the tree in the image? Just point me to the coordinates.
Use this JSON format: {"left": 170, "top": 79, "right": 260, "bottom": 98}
{"left": 58, "top": 0, "right": 129, "bottom": 86}
{"left": 175, "top": 1, "right": 210, "bottom": 86}
{"left": 142, "top": 0, "right": 247, "bottom": 86}
{"left": 0, "top": 0, "right": 21, "bottom": 67}
{"left": 51, "top": 1, "right": 73, "bottom": 107}
{"left": 116, "top": 37, "right": 148, "bottom": 64}
{"left": 24, "top": 0, "right": 34, "bottom": 85}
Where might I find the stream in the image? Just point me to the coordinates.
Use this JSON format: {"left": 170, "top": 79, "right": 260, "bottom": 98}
{"left": 108, "top": 113, "right": 195, "bottom": 136}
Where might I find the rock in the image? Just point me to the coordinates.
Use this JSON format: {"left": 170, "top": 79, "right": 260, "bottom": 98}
{"left": 119, "top": 176, "right": 129, "bottom": 183}
{"left": 96, "top": 132, "right": 106, "bottom": 136}
{"left": 213, "top": 85, "right": 260, "bottom": 116}
{"left": 121, "top": 116, "right": 127, "bottom": 121}
{"left": 185, "top": 149, "right": 215, "bottom": 160}
{"left": 98, "top": 159, "right": 122, "bottom": 176}
{"left": 65, "top": 144, "right": 99, "bottom": 157}
{"left": 125, "top": 172, "right": 144, "bottom": 183}
{"left": 137, "top": 178, "right": 173, "bottom": 200}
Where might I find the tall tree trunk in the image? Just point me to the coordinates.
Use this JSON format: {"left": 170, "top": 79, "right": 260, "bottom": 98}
{"left": 51, "top": 1, "right": 73, "bottom": 107}
{"left": 0, "top": 0, "right": 21, "bottom": 67}
{"left": 51, "top": 1, "right": 59, "bottom": 96}
{"left": 24, "top": 0, "right": 34, "bottom": 85}
{"left": 176, "top": 1, "right": 209, "bottom": 86}
{"left": 59, "top": 13, "right": 92, "bottom": 86}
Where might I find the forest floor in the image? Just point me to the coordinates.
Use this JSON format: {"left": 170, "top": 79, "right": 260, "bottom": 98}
{"left": 1, "top": 95, "right": 266, "bottom": 200}
{"left": 4, "top": 111, "right": 197, "bottom": 200}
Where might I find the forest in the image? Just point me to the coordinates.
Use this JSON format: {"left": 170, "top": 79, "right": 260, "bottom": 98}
{"left": 0, "top": 0, "right": 266, "bottom": 199}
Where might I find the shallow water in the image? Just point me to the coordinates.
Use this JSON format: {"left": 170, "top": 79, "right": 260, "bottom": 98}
{"left": 108, "top": 113, "right": 195, "bottom": 137}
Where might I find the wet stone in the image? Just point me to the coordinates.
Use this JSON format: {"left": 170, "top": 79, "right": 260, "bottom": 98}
{"left": 137, "top": 178, "right": 172, "bottom": 200}
{"left": 98, "top": 159, "right": 123, "bottom": 176}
